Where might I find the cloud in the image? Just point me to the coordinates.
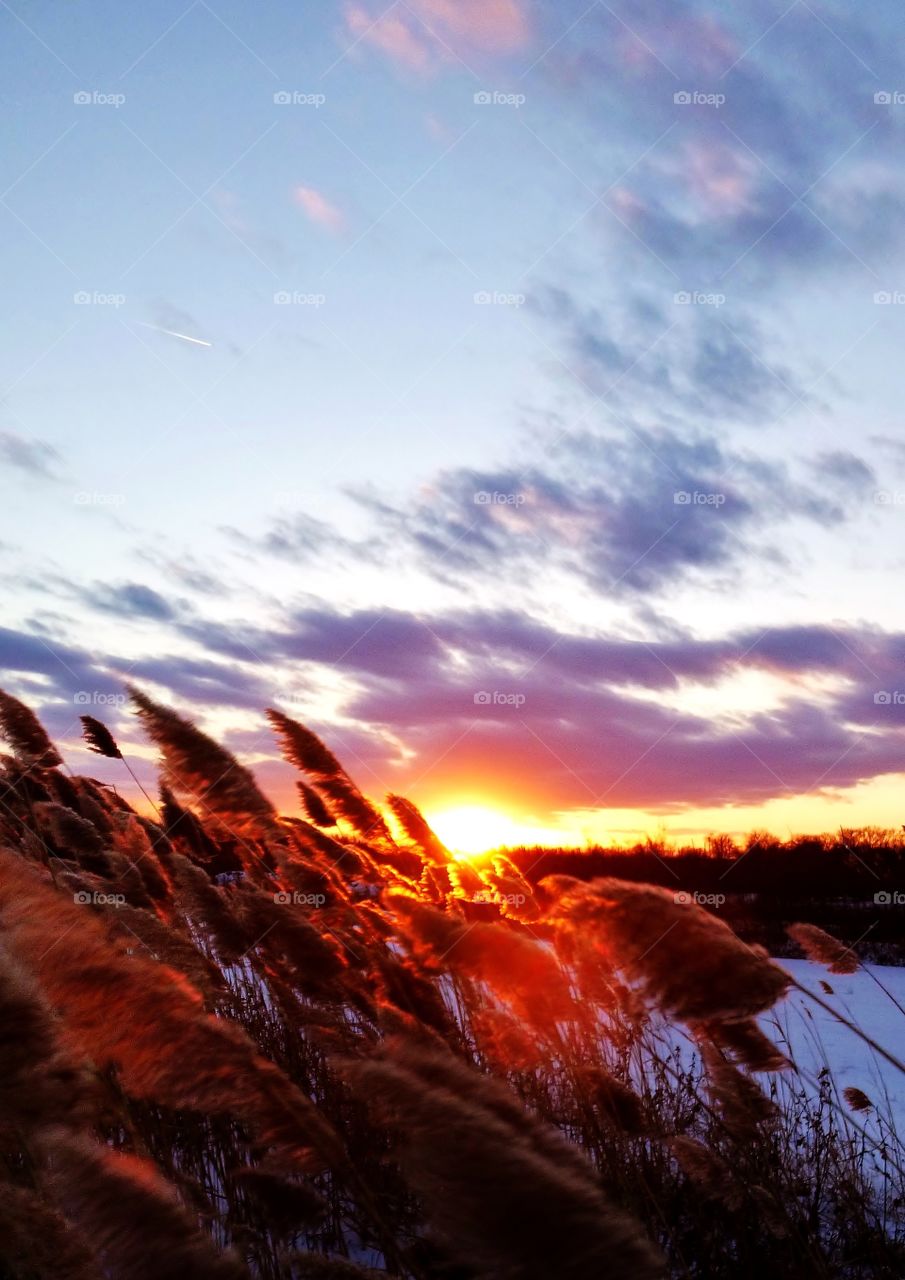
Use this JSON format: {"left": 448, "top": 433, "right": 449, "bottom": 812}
{"left": 537, "top": 287, "right": 812, "bottom": 427}
{"left": 326, "top": 612, "right": 905, "bottom": 811}
{"left": 0, "top": 626, "right": 97, "bottom": 688}
{"left": 0, "top": 621, "right": 274, "bottom": 722}
{"left": 124, "top": 654, "right": 275, "bottom": 712}
{"left": 292, "top": 185, "right": 346, "bottom": 234}
{"left": 809, "top": 450, "right": 876, "bottom": 490}
{"left": 136, "top": 546, "right": 226, "bottom": 596}
{"left": 78, "top": 582, "right": 177, "bottom": 623}
{"left": 5, "top": 591, "right": 905, "bottom": 818}
{"left": 343, "top": 0, "right": 530, "bottom": 73}
{"left": 344, "top": 4, "right": 435, "bottom": 73}
{"left": 356, "top": 425, "right": 867, "bottom": 598}
{"left": 225, "top": 512, "right": 355, "bottom": 563}
{"left": 277, "top": 607, "right": 448, "bottom": 680}
{"left": 175, "top": 600, "right": 905, "bottom": 811}
{"left": 537, "top": 0, "right": 905, "bottom": 290}
{"left": 417, "top": 0, "right": 529, "bottom": 50}
{"left": 0, "top": 431, "right": 62, "bottom": 480}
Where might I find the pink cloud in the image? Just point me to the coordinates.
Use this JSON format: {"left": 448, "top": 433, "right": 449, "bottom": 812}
{"left": 292, "top": 185, "right": 346, "bottom": 234}
{"left": 413, "top": 0, "right": 530, "bottom": 53}
{"left": 687, "top": 16, "right": 740, "bottom": 71}
{"left": 345, "top": 5, "right": 433, "bottom": 72}
{"left": 608, "top": 185, "right": 648, "bottom": 224}
{"left": 682, "top": 142, "right": 758, "bottom": 218}
{"left": 425, "top": 112, "right": 457, "bottom": 144}
{"left": 344, "top": 0, "right": 530, "bottom": 73}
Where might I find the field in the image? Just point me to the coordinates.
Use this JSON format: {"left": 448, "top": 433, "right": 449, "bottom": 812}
{"left": 1, "top": 687, "right": 904, "bottom": 1279}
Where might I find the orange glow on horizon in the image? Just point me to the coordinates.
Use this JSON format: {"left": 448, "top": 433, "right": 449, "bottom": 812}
{"left": 427, "top": 803, "right": 574, "bottom": 856}
{"left": 422, "top": 768, "right": 905, "bottom": 855}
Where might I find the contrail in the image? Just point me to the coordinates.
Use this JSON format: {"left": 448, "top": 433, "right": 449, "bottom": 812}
{"left": 136, "top": 321, "right": 212, "bottom": 347}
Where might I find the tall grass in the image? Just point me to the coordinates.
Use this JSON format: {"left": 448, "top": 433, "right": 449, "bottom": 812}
{"left": 0, "top": 689, "right": 902, "bottom": 1279}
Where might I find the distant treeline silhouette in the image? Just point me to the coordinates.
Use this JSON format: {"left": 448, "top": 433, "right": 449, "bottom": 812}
{"left": 506, "top": 834, "right": 905, "bottom": 963}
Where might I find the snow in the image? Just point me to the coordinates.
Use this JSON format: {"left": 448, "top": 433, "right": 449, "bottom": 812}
{"left": 762, "top": 958, "right": 905, "bottom": 1136}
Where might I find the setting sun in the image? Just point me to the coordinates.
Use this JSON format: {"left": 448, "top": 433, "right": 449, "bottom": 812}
{"left": 427, "top": 805, "right": 524, "bottom": 856}
{"left": 426, "top": 804, "right": 576, "bottom": 856}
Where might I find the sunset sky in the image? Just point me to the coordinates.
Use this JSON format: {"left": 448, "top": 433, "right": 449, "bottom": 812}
{"left": 4, "top": 1, "right": 905, "bottom": 849}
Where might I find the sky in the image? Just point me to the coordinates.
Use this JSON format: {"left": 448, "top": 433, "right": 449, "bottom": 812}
{"left": 3, "top": 0, "right": 905, "bottom": 851}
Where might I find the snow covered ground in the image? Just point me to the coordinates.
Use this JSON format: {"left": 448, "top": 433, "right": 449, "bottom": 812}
{"left": 762, "top": 958, "right": 905, "bottom": 1136}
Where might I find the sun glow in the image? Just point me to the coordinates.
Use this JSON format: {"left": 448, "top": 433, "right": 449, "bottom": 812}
{"left": 427, "top": 804, "right": 572, "bottom": 857}
{"left": 428, "top": 806, "right": 516, "bottom": 856}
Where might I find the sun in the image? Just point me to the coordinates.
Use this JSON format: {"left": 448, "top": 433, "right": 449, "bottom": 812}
{"left": 427, "top": 804, "right": 525, "bottom": 857}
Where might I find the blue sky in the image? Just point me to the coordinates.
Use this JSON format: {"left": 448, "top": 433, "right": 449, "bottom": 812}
{"left": 4, "top": 0, "right": 905, "bottom": 847}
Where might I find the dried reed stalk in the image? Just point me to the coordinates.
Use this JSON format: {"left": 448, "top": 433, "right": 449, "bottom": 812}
{"left": 130, "top": 688, "right": 276, "bottom": 837}
{"left": 347, "top": 1038, "right": 665, "bottom": 1279}
{"left": 547, "top": 877, "right": 790, "bottom": 1023}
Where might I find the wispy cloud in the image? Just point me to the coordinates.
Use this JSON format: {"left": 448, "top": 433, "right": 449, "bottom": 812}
{"left": 343, "top": 0, "right": 530, "bottom": 73}
{"left": 0, "top": 431, "right": 62, "bottom": 480}
{"left": 292, "top": 184, "right": 347, "bottom": 234}
{"left": 344, "top": 4, "right": 435, "bottom": 73}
